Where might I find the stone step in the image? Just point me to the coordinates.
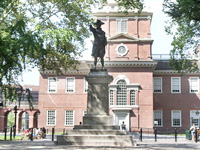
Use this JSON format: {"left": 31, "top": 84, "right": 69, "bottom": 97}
{"left": 65, "top": 129, "right": 127, "bottom": 135}
{"left": 56, "top": 135, "right": 136, "bottom": 146}
{"left": 73, "top": 125, "right": 120, "bottom": 130}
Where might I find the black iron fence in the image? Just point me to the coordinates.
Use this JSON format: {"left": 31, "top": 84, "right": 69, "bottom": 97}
{"left": 136, "top": 128, "right": 195, "bottom": 143}
{"left": 2, "top": 127, "right": 196, "bottom": 143}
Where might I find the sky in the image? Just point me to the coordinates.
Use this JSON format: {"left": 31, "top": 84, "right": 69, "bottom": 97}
{"left": 19, "top": 0, "right": 173, "bottom": 86}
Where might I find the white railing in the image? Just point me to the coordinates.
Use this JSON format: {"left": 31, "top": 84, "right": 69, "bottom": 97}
{"left": 152, "top": 54, "right": 170, "bottom": 60}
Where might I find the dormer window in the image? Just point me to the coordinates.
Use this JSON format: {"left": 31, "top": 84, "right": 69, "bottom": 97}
{"left": 117, "top": 19, "right": 127, "bottom": 33}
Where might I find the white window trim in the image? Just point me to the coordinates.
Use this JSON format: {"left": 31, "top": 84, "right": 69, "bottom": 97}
{"left": 47, "top": 77, "right": 57, "bottom": 93}
{"left": 171, "top": 110, "right": 182, "bottom": 127}
{"left": 64, "top": 110, "right": 74, "bottom": 126}
{"left": 46, "top": 110, "right": 56, "bottom": 126}
{"left": 190, "top": 110, "right": 200, "bottom": 127}
{"left": 83, "top": 110, "right": 87, "bottom": 116}
{"left": 153, "top": 77, "right": 162, "bottom": 93}
{"left": 66, "top": 77, "right": 75, "bottom": 93}
{"left": 130, "top": 90, "right": 136, "bottom": 106}
{"left": 116, "top": 18, "right": 128, "bottom": 34}
{"left": 116, "top": 80, "right": 127, "bottom": 106}
{"left": 115, "top": 43, "right": 129, "bottom": 56}
{"left": 189, "top": 77, "right": 199, "bottom": 93}
{"left": 171, "top": 77, "right": 181, "bottom": 93}
{"left": 84, "top": 78, "right": 88, "bottom": 93}
{"left": 153, "top": 110, "right": 163, "bottom": 127}
{"left": 113, "top": 75, "right": 130, "bottom": 85}
{"left": 109, "top": 89, "right": 114, "bottom": 105}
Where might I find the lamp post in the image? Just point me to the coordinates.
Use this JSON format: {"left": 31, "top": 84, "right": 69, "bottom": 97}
{"left": 36, "top": 110, "right": 40, "bottom": 128}
{"left": 13, "top": 105, "right": 17, "bottom": 138}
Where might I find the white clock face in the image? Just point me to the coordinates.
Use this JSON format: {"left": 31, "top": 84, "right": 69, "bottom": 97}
{"left": 118, "top": 46, "right": 126, "bottom": 54}
{"left": 116, "top": 44, "right": 128, "bottom": 56}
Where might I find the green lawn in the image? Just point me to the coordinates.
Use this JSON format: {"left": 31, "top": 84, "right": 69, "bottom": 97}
{"left": 0, "top": 135, "right": 23, "bottom": 141}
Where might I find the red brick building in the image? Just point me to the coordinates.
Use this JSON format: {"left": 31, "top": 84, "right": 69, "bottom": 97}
{"left": 1, "top": 2, "right": 200, "bottom": 133}
{"left": 0, "top": 85, "right": 39, "bottom": 132}
{"left": 37, "top": 4, "right": 200, "bottom": 132}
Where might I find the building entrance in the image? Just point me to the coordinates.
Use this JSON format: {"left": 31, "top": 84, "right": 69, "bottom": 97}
{"left": 114, "top": 111, "right": 130, "bottom": 131}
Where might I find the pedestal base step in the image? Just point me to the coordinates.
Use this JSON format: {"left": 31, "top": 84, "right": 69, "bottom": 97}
{"left": 65, "top": 129, "right": 127, "bottom": 135}
{"left": 56, "top": 135, "right": 136, "bottom": 146}
{"left": 73, "top": 125, "right": 120, "bottom": 130}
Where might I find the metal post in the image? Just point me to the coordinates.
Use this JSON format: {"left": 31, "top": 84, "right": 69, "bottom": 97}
{"left": 10, "top": 127, "right": 12, "bottom": 141}
{"left": 36, "top": 113, "right": 38, "bottom": 129}
{"left": 139, "top": 128, "right": 142, "bottom": 141}
{"left": 13, "top": 105, "right": 17, "bottom": 138}
{"left": 4, "top": 127, "right": 7, "bottom": 141}
{"left": 195, "top": 129, "right": 198, "bottom": 143}
{"left": 52, "top": 128, "right": 55, "bottom": 141}
{"left": 63, "top": 128, "right": 65, "bottom": 134}
{"left": 154, "top": 128, "right": 157, "bottom": 142}
{"left": 175, "top": 128, "right": 177, "bottom": 142}
{"left": 31, "top": 128, "right": 33, "bottom": 141}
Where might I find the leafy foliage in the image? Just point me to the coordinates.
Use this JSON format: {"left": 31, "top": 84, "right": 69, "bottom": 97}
{"left": 7, "top": 112, "right": 14, "bottom": 129}
{"left": 115, "top": 0, "right": 143, "bottom": 14}
{"left": 0, "top": 0, "right": 143, "bottom": 106}
{"left": 163, "top": 0, "right": 200, "bottom": 73}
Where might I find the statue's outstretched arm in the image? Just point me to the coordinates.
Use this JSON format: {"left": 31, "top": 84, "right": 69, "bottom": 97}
{"left": 90, "top": 24, "right": 95, "bottom": 33}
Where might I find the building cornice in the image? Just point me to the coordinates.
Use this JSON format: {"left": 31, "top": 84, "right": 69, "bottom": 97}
{"left": 86, "top": 60, "right": 157, "bottom": 68}
{"left": 40, "top": 70, "right": 89, "bottom": 76}
{"left": 110, "top": 105, "right": 139, "bottom": 111}
{"left": 107, "top": 33, "right": 153, "bottom": 43}
{"left": 153, "top": 70, "right": 200, "bottom": 75}
{"left": 40, "top": 60, "right": 158, "bottom": 75}
{"left": 108, "top": 38, "right": 153, "bottom": 43}
{"left": 92, "top": 12, "right": 153, "bottom": 19}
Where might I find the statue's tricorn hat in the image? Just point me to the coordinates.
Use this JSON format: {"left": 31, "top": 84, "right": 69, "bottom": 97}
{"left": 94, "top": 20, "right": 104, "bottom": 25}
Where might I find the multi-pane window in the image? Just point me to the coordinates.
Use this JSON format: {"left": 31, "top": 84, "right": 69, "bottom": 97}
{"left": 171, "top": 77, "right": 181, "bottom": 93}
{"left": 47, "top": 110, "right": 56, "bottom": 126}
{"left": 65, "top": 110, "right": 74, "bottom": 126}
{"left": 171, "top": 110, "right": 181, "bottom": 127}
{"left": 117, "top": 80, "right": 127, "bottom": 105}
{"left": 189, "top": 77, "right": 199, "bottom": 93}
{"left": 117, "top": 19, "right": 127, "bottom": 33}
{"left": 130, "top": 90, "right": 136, "bottom": 105}
{"left": 110, "top": 90, "right": 114, "bottom": 105}
{"left": 154, "top": 110, "right": 163, "bottom": 127}
{"left": 48, "top": 77, "right": 57, "bottom": 93}
{"left": 83, "top": 111, "right": 87, "bottom": 116}
{"left": 153, "top": 77, "right": 162, "bottom": 93}
{"left": 84, "top": 78, "right": 88, "bottom": 93}
{"left": 66, "top": 77, "right": 75, "bottom": 93}
{"left": 190, "top": 110, "right": 199, "bottom": 127}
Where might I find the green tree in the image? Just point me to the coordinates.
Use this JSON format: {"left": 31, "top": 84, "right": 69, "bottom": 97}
{"left": 0, "top": 0, "right": 143, "bottom": 104}
{"left": 163, "top": 0, "right": 200, "bottom": 73}
{"left": 7, "top": 112, "right": 15, "bottom": 129}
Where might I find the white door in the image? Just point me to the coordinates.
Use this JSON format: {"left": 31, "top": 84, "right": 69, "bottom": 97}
{"left": 114, "top": 111, "right": 130, "bottom": 131}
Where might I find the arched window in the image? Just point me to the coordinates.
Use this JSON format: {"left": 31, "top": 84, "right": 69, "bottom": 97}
{"left": 117, "top": 80, "right": 127, "bottom": 105}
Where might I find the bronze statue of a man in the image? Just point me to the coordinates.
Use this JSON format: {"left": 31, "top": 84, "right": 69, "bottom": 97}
{"left": 90, "top": 20, "right": 107, "bottom": 69}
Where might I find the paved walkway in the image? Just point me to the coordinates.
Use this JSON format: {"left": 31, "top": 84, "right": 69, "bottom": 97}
{"left": 0, "top": 134, "right": 200, "bottom": 150}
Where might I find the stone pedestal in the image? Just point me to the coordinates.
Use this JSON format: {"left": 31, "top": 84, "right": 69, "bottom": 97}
{"left": 56, "top": 69, "right": 136, "bottom": 146}
{"left": 83, "top": 69, "right": 113, "bottom": 125}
